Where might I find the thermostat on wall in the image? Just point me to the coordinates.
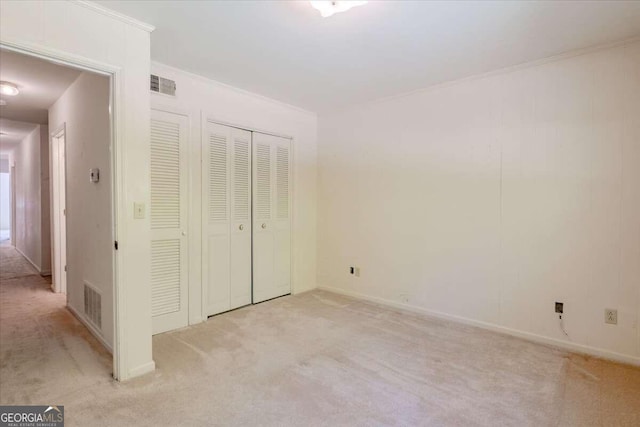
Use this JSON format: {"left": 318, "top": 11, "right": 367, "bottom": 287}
{"left": 90, "top": 168, "right": 100, "bottom": 183}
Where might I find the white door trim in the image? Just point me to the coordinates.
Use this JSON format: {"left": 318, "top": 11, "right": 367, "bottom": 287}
{"left": 0, "top": 41, "right": 125, "bottom": 380}
{"left": 50, "top": 124, "right": 67, "bottom": 295}
{"left": 10, "top": 163, "right": 16, "bottom": 247}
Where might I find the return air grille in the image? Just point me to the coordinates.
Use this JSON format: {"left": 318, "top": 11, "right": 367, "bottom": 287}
{"left": 84, "top": 283, "right": 102, "bottom": 330}
{"left": 150, "top": 74, "right": 176, "bottom": 96}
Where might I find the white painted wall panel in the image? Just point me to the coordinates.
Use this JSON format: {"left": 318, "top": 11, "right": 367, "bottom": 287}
{"left": 317, "top": 41, "right": 640, "bottom": 363}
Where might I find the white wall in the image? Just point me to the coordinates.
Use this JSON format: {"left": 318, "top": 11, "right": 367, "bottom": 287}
{"left": 1, "top": 0, "right": 154, "bottom": 379}
{"left": 49, "top": 71, "right": 113, "bottom": 349}
{"left": 12, "top": 124, "right": 49, "bottom": 272}
{"left": 150, "top": 62, "right": 318, "bottom": 325}
{"left": 317, "top": 40, "right": 640, "bottom": 365}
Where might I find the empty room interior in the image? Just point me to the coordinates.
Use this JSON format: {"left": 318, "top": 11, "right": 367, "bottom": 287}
{"left": 0, "top": 1, "right": 638, "bottom": 426}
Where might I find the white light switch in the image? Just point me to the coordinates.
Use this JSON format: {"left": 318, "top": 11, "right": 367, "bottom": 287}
{"left": 134, "top": 202, "right": 145, "bottom": 219}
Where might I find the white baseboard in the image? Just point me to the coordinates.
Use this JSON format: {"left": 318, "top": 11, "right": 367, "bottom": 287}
{"left": 67, "top": 303, "right": 113, "bottom": 354}
{"left": 127, "top": 361, "right": 156, "bottom": 379}
{"left": 318, "top": 286, "right": 640, "bottom": 367}
{"left": 14, "top": 246, "right": 42, "bottom": 273}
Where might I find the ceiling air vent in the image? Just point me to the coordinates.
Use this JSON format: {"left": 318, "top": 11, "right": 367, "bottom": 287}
{"left": 150, "top": 74, "right": 176, "bottom": 96}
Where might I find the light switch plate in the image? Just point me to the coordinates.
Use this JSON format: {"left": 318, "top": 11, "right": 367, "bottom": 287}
{"left": 89, "top": 168, "right": 100, "bottom": 183}
{"left": 134, "top": 202, "right": 145, "bottom": 219}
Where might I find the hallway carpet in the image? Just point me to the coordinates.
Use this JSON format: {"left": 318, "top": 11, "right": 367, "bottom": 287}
{"left": 1, "top": 243, "right": 639, "bottom": 426}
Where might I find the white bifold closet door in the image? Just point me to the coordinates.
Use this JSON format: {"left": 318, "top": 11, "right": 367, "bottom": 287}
{"left": 150, "top": 110, "right": 189, "bottom": 334}
{"left": 203, "top": 122, "right": 252, "bottom": 316}
{"left": 252, "top": 132, "right": 291, "bottom": 303}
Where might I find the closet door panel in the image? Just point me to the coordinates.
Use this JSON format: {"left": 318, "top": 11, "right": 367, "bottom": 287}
{"left": 274, "top": 143, "right": 291, "bottom": 295}
{"left": 252, "top": 139, "right": 274, "bottom": 303}
{"left": 150, "top": 109, "right": 189, "bottom": 335}
{"left": 203, "top": 124, "right": 229, "bottom": 316}
{"left": 252, "top": 133, "right": 291, "bottom": 303}
{"left": 203, "top": 121, "right": 252, "bottom": 316}
{"left": 207, "top": 233, "right": 230, "bottom": 312}
{"left": 274, "top": 227, "right": 291, "bottom": 297}
{"left": 229, "top": 130, "right": 252, "bottom": 309}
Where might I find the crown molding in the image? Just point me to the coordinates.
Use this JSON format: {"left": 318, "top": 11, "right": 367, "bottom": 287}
{"left": 74, "top": 0, "right": 155, "bottom": 33}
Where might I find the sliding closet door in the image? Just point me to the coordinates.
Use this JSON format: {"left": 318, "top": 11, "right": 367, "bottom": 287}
{"left": 203, "top": 122, "right": 252, "bottom": 316}
{"left": 150, "top": 110, "right": 189, "bottom": 334}
{"left": 252, "top": 132, "right": 291, "bottom": 303}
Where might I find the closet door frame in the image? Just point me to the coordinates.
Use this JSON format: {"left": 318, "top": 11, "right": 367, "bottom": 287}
{"left": 201, "top": 114, "right": 294, "bottom": 318}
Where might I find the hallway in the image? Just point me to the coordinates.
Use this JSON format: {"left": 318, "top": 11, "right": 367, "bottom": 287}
{"left": 0, "top": 242, "right": 112, "bottom": 404}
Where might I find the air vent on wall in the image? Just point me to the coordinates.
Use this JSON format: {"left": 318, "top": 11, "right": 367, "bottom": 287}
{"left": 84, "top": 283, "right": 102, "bottom": 330}
{"left": 150, "top": 74, "right": 176, "bottom": 96}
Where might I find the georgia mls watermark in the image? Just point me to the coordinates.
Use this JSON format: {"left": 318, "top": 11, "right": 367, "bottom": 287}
{"left": 0, "top": 406, "right": 64, "bottom": 427}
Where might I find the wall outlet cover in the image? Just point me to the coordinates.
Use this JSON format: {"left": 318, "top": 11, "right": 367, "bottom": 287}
{"left": 605, "top": 309, "right": 617, "bottom": 325}
{"left": 555, "top": 302, "right": 564, "bottom": 314}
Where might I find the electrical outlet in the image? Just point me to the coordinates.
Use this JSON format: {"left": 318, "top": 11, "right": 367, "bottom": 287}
{"left": 399, "top": 293, "right": 409, "bottom": 303}
{"left": 555, "top": 302, "right": 563, "bottom": 314}
{"left": 605, "top": 309, "right": 617, "bottom": 325}
{"left": 354, "top": 267, "right": 360, "bottom": 277}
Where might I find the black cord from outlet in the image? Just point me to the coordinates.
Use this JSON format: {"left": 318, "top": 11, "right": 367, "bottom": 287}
{"left": 559, "top": 314, "right": 570, "bottom": 339}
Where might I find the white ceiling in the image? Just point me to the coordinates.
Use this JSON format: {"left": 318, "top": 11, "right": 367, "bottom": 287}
{"left": 96, "top": 0, "right": 640, "bottom": 112}
{"left": 0, "top": 118, "right": 38, "bottom": 154}
{"left": 0, "top": 49, "right": 81, "bottom": 124}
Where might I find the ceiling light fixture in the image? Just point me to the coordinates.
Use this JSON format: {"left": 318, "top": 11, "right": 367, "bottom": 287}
{"left": 310, "top": 1, "right": 367, "bottom": 18}
{"left": 0, "top": 81, "right": 19, "bottom": 96}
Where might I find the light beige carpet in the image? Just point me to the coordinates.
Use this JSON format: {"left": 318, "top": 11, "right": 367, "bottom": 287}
{"left": 1, "top": 243, "right": 639, "bottom": 426}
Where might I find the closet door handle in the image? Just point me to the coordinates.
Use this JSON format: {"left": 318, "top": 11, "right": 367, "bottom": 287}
{"left": 239, "top": 224, "right": 244, "bottom": 231}
{"left": 261, "top": 223, "right": 267, "bottom": 229}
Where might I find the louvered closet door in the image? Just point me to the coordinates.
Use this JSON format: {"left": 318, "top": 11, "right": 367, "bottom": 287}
{"left": 252, "top": 132, "right": 291, "bottom": 304}
{"left": 150, "top": 110, "right": 189, "bottom": 335}
{"left": 203, "top": 122, "right": 252, "bottom": 316}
